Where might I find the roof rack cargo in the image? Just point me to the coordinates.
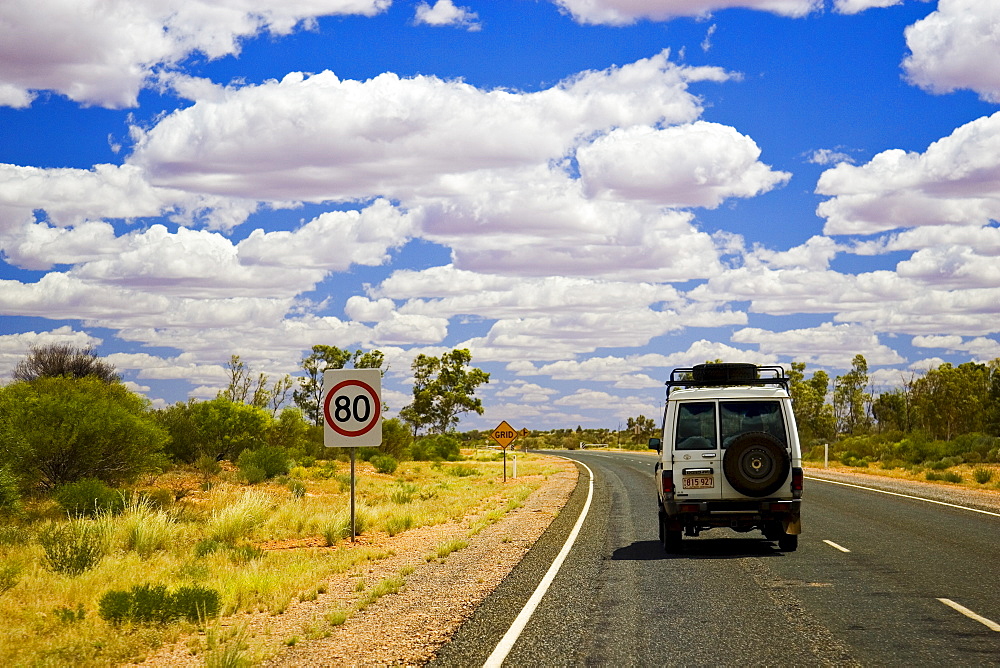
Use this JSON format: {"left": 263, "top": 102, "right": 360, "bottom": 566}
{"left": 665, "top": 363, "right": 788, "bottom": 392}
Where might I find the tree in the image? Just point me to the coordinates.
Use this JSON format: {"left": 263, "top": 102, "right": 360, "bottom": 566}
{"left": 402, "top": 349, "right": 490, "bottom": 435}
{"left": 626, "top": 415, "right": 656, "bottom": 446}
{"left": 12, "top": 344, "right": 119, "bottom": 384}
{"left": 871, "top": 374, "right": 915, "bottom": 434}
{"left": 789, "top": 362, "right": 836, "bottom": 443}
{"left": 909, "top": 362, "right": 990, "bottom": 440}
{"left": 293, "top": 345, "right": 385, "bottom": 425}
{"left": 221, "top": 355, "right": 294, "bottom": 416}
{"left": 0, "top": 376, "right": 167, "bottom": 489}
{"left": 834, "top": 354, "right": 872, "bottom": 436}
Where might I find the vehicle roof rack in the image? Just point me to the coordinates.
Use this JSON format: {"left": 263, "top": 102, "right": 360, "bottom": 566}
{"left": 665, "top": 363, "right": 788, "bottom": 392}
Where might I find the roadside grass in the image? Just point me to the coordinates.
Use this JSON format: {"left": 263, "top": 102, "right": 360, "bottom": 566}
{"left": 805, "top": 460, "right": 1000, "bottom": 491}
{"left": 0, "top": 451, "right": 559, "bottom": 666}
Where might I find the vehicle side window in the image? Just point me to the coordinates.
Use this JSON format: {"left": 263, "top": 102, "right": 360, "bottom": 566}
{"left": 675, "top": 402, "right": 717, "bottom": 450}
{"left": 720, "top": 401, "right": 787, "bottom": 448}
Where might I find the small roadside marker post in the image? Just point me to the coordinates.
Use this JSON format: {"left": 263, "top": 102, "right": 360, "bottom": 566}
{"left": 322, "top": 369, "right": 382, "bottom": 541}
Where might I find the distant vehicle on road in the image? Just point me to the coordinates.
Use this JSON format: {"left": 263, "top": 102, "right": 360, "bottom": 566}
{"left": 650, "top": 363, "right": 803, "bottom": 552}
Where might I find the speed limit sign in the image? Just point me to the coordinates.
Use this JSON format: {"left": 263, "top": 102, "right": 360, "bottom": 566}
{"left": 322, "top": 369, "right": 382, "bottom": 447}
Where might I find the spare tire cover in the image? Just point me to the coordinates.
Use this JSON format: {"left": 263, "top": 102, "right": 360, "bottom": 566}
{"left": 723, "top": 432, "right": 790, "bottom": 497}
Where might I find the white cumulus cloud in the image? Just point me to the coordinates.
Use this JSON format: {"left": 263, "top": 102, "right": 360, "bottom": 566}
{"left": 903, "top": 0, "right": 1000, "bottom": 103}
{"left": 816, "top": 111, "right": 1000, "bottom": 235}
{"left": 550, "top": 0, "right": 821, "bottom": 25}
{"left": 578, "top": 122, "right": 790, "bottom": 208}
{"left": 0, "top": 0, "right": 391, "bottom": 108}
{"left": 128, "top": 52, "right": 730, "bottom": 202}
{"left": 414, "top": 0, "right": 481, "bottom": 30}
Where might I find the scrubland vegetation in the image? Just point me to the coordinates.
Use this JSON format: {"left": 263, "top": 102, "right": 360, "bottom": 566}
{"left": 0, "top": 450, "right": 556, "bottom": 665}
{"left": 0, "top": 343, "right": 552, "bottom": 665}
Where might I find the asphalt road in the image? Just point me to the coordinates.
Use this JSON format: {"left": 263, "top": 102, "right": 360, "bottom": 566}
{"left": 433, "top": 450, "right": 1000, "bottom": 667}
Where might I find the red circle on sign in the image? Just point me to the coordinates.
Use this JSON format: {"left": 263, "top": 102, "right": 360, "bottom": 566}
{"left": 324, "top": 379, "right": 381, "bottom": 437}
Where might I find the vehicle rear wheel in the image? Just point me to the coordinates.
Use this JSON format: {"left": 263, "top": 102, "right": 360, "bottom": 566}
{"left": 762, "top": 520, "right": 783, "bottom": 541}
{"left": 660, "top": 514, "right": 682, "bottom": 553}
{"left": 778, "top": 534, "right": 798, "bottom": 552}
{"left": 723, "top": 432, "right": 790, "bottom": 497}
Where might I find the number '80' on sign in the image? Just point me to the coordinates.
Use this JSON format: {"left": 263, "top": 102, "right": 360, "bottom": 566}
{"left": 322, "top": 373, "right": 381, "bottom": 441}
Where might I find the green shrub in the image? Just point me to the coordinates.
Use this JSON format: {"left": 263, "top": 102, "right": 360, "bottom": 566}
{"left": 839, "top": 455, "right": 868, "bottom": 468}
{"left": 171, "top": 584, "right": 221, "bottom": 622}
{"left": 53, "top": 479, "right": 124, "bottom": 517}
{"left": 0, "top": 561, "right": 23, "bottom": 595}
{"left": 926, "top": 471, "right": 943, "bottom": 481}
{"left": 410, "top": 434, "right": 461, "bottom": 462}
{"left": 194, "top": 454, "right": 222, "bottom": 482}
{"left": 0, "top": 376, "right": 168, "bottom": 489}
{"left": 238, "top": 463, "right": 266, "bottom": 485}
{"left": 54, "top": 604, "right": 85, "bottom": 624}
{"left": 942, "top": 471, "right": 963, "bottom": 484}
{"left": 0, "top": 467, "right": 22, "bottom": 516}
{"left": 447, "top": 464, "right": 478, "bottom": 477}
{"left": 194, "top": 539, "right": 224, "bottom": 557}
{"left": 142, "top": 488, "right": 174, "bottom": 509}
{"left": 237, "top": 446, "right": 291, "bottom": 482}
{"left": 98, "top": 583, "right": 220, "bottom": 625}
{"left": 356, "top": 447, "right": 380, "bottom": 462}
{"left": 370, "top": 455, "right": 398, "bottom": 475}
{"left": 973, "top": 466, "right": 994, "bottom": 484}
{"left": 287, "top": 479, "right": 306, "bottom": 498}
{"left": 160, "top": 397, "right": 270, "bottom": 463}
{"left": 37, "top": 520, "right": 107, "bottom": 575}
{"left": 379, "top": 417, "right": 413, "bottom": 461}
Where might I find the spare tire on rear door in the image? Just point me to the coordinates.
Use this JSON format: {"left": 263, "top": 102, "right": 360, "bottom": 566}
{"left": 723, "top": 432, "right": 790, "bottom": 497}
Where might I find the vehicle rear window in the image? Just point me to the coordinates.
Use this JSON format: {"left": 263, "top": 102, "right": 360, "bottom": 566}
{"left": 674, "top": 402, "right": 717, "bottom": 450}
{"left": 720, "top": 401, "right": 786, "bottom": 448}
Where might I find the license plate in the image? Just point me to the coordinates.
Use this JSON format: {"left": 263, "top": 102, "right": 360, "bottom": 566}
{"left": 683, "top": 476, "right": 714, "bottom": 489}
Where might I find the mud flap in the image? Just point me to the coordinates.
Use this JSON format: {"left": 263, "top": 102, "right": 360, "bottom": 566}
{"left": 783, "top": 517, "right": 802, "bottom": 535}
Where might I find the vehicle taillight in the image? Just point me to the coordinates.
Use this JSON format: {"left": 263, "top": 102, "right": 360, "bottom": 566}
{"left": 662, "top": 470, "right": 675, "bottom": 501}
{"left": 791, "top": 467, "right": 803, "bottom": 499}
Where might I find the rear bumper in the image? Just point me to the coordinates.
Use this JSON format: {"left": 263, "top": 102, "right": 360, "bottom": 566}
{"left": 662, "top": 498, "right": 801, "bottom": 531}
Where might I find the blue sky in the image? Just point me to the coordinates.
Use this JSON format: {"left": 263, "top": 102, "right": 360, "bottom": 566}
{"left": 1, "top": 0, "right": 999, "bottom": 431}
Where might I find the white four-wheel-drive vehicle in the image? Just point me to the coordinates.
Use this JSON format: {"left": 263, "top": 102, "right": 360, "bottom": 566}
{"left": 650, "top": 363, "right": 803, "bottom": 552}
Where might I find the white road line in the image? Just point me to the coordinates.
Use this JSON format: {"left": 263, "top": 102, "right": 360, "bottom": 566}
{"left": 483, "top": 459, "right": 595, "bottom": 668}
{"left": 806, "top": 476, "right": 1000, "bottom": 518}
{"left": 823, "top": 539, "right": 851, "bottom": 553}
{"left": 937, "top": 598, "right": 1000, "bottom": 632}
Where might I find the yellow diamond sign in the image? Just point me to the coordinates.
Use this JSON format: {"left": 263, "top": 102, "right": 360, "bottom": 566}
{"left": 489, "top": 420, "right": 519, "bottom": 449}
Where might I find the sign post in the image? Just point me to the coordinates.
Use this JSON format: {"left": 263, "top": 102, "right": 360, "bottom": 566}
{"left": 323, "top": 369, "right": 382, "bottom": 541}
{"left": 489, "top": 420, "right": 521, "bottom": 482}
